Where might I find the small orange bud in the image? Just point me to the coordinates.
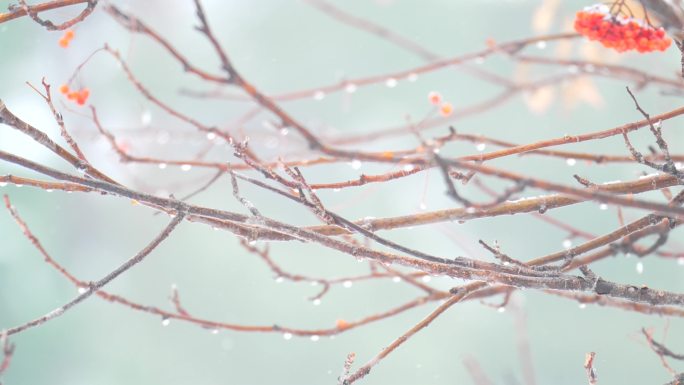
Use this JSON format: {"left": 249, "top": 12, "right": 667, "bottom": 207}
{"left": 59, "top": 30, "right": 75, "bottom": 48}
{"left": 67, "top": 91, "right": 79, "bottom": 100}
{"left": 75, "top": 88, "right": 90, "bottom": 105}
{"left": 59, "top": 84, "right": 69, "bottom": 94}
{"left": 486, "top": 38, "right": 496, "bottom": 48}
{"left": 439, "top": 102, "right": 453, "bottom": 117}
{"left": 336, "top": 319, "right": 350, "bottom": 329}
{"left": 428, "top": 91, "right": 442, "bottom": 105}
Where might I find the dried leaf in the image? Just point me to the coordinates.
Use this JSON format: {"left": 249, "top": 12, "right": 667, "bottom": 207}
{"left": 562, "top": 76, "right": 604, "bottom": 110}
{"left": 624, "top": 0, "right": 650, "bottom": 20}
{"left": 554, "top": 17, "right": 576, "bottom": 59}
{"left": 581, "top": 40, "right": 622, "bottom": 64}
{"left": 532, "top": 0, "right": 561, "bottom": 34}
{"left": 524, "top": 85, "right": 556, "bottom": 114}
{"left": 513, "top": 62, "right": 531, "bottom": 84}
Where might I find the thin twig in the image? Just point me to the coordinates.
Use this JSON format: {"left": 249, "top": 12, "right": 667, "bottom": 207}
{"left": 3, "top": 195, "right": 185, "bottom": 336}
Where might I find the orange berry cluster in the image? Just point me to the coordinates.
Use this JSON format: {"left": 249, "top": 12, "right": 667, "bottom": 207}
{"left": 58, "top": 29, "right": 75, "bottom": 48}
{"left": 428, "top": 91, "right": 454, "bottom": 117}
{"left": 574, "top": 4, "right": 671, "bottom": 53}
{"left": 60, "top": 84, "right": 90, "bottom": 105}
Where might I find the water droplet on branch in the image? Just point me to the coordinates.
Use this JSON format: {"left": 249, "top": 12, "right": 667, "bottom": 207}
{"left": 385, "top": 78, "right": 398, "bottom": 88}
{"left": 313, "top": 91, "right": 326, "bottom": 100}
{"left": 141, "top": 111, "right": 152, "bottom": 126}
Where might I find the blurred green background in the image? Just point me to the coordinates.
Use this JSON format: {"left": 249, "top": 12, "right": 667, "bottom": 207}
{"left": 1, "top": 0, "right": 684, "bottom": 384}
